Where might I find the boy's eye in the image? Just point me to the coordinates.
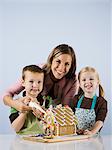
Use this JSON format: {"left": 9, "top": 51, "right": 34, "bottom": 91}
{"left": 38, "top": 81, "right": 41, "bottom": 84}
{"left": 90, "top": 78, "right": 94, "bottom": 81}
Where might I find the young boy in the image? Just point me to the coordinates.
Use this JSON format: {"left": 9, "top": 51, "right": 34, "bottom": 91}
{"left": 9, "top": 65, "right": 45, "bottom": 135}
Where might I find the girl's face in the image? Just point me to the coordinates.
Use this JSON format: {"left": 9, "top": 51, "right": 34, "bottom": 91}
{"left": 79, "top": 71, "right": 99, "bottom": 97}
{"left": 22, "top": 71, "right": 44, "bottom": 98}
{"left": 51, "top": 54, "right": 72, "bottom": 79}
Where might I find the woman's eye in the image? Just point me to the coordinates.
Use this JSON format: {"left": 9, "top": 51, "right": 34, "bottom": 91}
{"left": 65, "top": 62, "right": 70, "bottom": 66}
{"left": 56, "top": 60, "right": 60, "bottom": 63}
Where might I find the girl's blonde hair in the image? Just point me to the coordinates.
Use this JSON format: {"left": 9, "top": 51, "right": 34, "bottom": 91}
{"left": 78, "top": 66, "right": 104, "bottom": 97}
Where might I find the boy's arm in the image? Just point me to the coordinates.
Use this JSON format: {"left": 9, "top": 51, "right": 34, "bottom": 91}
{"left": 84, "top": 121, "right": 103, "bottom": 135}
{"left": 11, "top": 112, "right": 27, "bottom": 132}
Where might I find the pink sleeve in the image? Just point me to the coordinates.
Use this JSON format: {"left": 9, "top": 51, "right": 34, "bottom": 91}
{"left": 2, "top": 63, "right": 45, "bottom": 98}
{"left": 3, "top": 79, "right": 24, "bottom": 97}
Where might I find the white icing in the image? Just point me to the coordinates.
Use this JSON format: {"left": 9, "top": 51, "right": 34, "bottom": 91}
{"left": 29, "top": 101, "right": 46, "bottom": 114}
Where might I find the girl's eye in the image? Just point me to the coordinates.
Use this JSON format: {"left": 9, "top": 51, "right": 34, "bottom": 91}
{"left": 29, "top": 80, "right": 33, "bottom": 83}
{"left": 82, "top": 79, "right": 86, "bottom": 82}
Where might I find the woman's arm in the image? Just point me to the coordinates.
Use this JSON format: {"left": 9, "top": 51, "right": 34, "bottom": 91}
{"left": 3, "top": 95, "right": 31, "bottom": 112}
{"left": 3, "top": 79, "right": 24, "bottom": 97}
{"left": 84, "top": 121, "right": 103, "bottom": 135}
{"left": 3, "top": 79, "right": 24, "bottom": 104}
{"left": 11, "top": 112, "right": 27, "bottom": 132}
{"left": 3, "top": 80, "right": 31, "bottom": 111}
{"left": 62, "top": 78, "right": 79, "bottom": 106}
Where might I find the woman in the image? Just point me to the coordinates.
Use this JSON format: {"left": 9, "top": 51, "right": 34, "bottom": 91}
{"left": 3, "top": 44, "right": 78, "bottom": 112}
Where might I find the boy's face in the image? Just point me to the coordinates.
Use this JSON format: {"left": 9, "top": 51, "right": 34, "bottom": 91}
{"left": 22, "top": 71, "right": 44, "bottom": 98}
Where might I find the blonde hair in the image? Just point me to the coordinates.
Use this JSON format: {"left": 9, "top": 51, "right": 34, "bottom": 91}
{"left": 78, "top": 66, "right": 104, "bottom": 97}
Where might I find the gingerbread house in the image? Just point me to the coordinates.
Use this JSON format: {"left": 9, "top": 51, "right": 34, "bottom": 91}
{"left": 41, "top": 105, "right": 78, "bottom": 137}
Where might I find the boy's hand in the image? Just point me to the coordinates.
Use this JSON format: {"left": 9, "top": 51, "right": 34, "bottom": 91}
{"left": 32, "top": 108, "right": 44, "bottom": 119}
{"left": 29, "top": 101, "right": 46, "bottom": 114}
{"left": 22, "top": 97, "right": 31, "bottom": 106}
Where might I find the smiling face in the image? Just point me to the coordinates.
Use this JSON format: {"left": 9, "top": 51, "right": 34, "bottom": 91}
{"left": 79, "top": 71, "right": 99, "bottom": 98}
{"left": 22, "top": 71, "right": 44, "bottom": 98}
{"left": 51, "top": 53, "right": 72, "bottom": 79}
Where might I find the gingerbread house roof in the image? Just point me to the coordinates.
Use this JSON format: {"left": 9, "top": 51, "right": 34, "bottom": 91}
{"left": 52, "top": 105, "right": 78, "bottom": 126}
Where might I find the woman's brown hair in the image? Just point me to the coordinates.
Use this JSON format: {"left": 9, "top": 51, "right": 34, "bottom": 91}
{"left": 42, "top": 44, "right": 76, "bottom": 79}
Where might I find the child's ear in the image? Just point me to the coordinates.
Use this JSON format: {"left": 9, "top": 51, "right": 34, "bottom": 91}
{"left": 97, "top": 80, "right": 100, "bottom": 85}
{"left": 21, "top": 79, "right": 25, "bottom": 87}
{"left": 79, "top": 82, "right": 81, "bottom": 87}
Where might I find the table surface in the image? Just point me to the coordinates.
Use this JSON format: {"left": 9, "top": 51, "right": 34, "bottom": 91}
{"left": 0, "top": 134, "right": 112, "bottom": 150}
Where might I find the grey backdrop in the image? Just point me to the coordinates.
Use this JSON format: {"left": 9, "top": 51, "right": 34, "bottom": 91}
{"left": 0, "top": 0, "right": 111, "bottom": 135}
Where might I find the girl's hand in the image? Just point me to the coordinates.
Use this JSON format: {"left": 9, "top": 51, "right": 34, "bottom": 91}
{"left": 83, "top": 129, "right": 94, "bottom": 135}
{"left": 77, "top": 129, "right": 84, "bottom": 135}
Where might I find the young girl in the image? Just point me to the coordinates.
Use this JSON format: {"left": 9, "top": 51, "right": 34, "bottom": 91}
{"left": 70, "top": 66, "right": 107, "bottom": 135}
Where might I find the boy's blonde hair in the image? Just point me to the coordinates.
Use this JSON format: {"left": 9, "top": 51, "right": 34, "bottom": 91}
{"left": 78, "top": 66, "right": 104, "bottom": 97}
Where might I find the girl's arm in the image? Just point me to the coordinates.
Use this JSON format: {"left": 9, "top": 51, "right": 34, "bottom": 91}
{"left": 11, "top": 112, "right": 27, "bottom": 132}
{"left": 84, "top": 121, "right": 103, "bottom": 135}
{"left": 84, "top": 98, "right": 107, "bottom": 136}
